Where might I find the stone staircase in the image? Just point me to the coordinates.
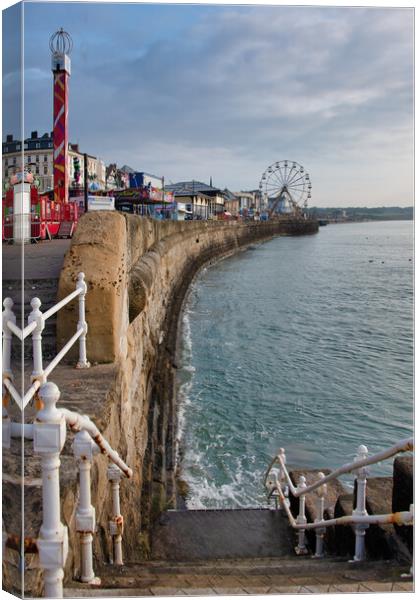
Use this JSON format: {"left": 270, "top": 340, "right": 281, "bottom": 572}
{"left": 63, "top": 454, "right": 413, "bottom": 597}
{"left": 64, "top": 508, "right": 413, "bottom": 596}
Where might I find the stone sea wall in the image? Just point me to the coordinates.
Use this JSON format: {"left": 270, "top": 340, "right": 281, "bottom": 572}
{"left": 56, "top": 212, "right": 318, "bottom": 569}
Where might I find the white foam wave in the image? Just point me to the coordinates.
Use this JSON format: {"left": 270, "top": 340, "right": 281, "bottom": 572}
{"left": 176, "top": 300, "right": 197, "bottom": 455}
{"left": 182, "top": 450, "right": 267, "bottom": 509}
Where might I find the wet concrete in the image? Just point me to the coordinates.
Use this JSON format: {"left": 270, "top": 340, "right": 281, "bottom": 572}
{"left": 151, "top": 509, "right": 296, "bottom": 561}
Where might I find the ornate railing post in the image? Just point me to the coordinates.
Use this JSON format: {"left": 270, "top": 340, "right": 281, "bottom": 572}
{"left": 28, "top": 298, "right": 45, "bottom": 381}
{"left": 2, "top": 298, "right": 15, "bottom": 380}
{"left": 33, "top": 382, "right": 68, "bottom": 598}
{"left": 295, "top": 475, "right": 308, "bottom": 555}
{"left": 73, "top": 430, "right": 100, "bottom": 584}
{"left": 107, "top": 463, "right": 124, "bottom": 565}
{"left": 352, "top": 444, "right": 369, "bottom": 561}
{"left": 314, "top": 472, "right": 327, "bottom": 558}
{"left": 76, "top": 273, "right": 90, "bottom": 369}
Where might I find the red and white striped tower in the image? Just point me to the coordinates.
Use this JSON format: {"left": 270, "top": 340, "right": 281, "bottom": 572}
{"left": 50, "top": 28, "right": 73, "bottom": 204}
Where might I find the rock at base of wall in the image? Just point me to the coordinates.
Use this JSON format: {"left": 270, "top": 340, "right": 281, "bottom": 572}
{"left": 334, "top": 493, "right": 355, "bottom": 558}
{"left": 359, "top": 477, "right": 395, "bottom": 560}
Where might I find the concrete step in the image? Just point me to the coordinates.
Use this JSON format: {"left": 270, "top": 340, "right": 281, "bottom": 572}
{"left": 64, "top": 557, "right": 413, "bottom": 596}
{"left": 150, "top": 509, "right": 296, "bottom": 561}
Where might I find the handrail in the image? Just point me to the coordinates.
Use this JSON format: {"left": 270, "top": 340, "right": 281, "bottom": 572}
{"left": 43, "top": 327, "right": 83, "bottom": 379}
{"left": 23, "top": 380, "right": 42, "bottom": 409}
{"left": 60, "top": 408, "right": 133, "bottom": 479}
{"left": 3, "top": 375, "right": 42, "bottom": 411}
{"left": 2, "top": 275, "right": 132, "bottom": 597}
{"left": 270, "top": 478, "right": 413, "bottom": 530}
{"left": 21, "top": 320, "right": 38, "bottom": 340}
{"left": 3, "top": 378, "right": 24, "bottom": 411}
{"left": 7, "top": 405, "right": 132, "bottom": 479}
{"left": 264, "top": 437, "right": 414, "bottom": 561}
{"left": 264, "top": 437, "right": 414, "bottom": 498}
{"left": 42, "top": 287, "right": 82, "bottom": 321}
{"left": 2, "top": 272, "right": 90, "bottom": 413}
{"left": 5, "top": 288, "right": 81, "bottom": 343}
{"left": 7, "top": 320, "right": 33, "bottom": 341}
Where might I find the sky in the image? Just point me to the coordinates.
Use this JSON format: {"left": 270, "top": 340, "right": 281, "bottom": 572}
{"left": 2, "top": 1, "right": 414, "bottom": 207}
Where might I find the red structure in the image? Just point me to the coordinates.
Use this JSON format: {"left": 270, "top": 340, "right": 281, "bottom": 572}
{"left": 2, "top": 185, "right": 78, "bottom": 242}
{"left": 2, "top": 30, "right": 78, "bottom": 244}
{"left": 50, "top": 28, "right": 73, "bottom": 204}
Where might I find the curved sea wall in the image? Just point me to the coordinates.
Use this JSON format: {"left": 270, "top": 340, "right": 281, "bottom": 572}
{"left": 56, "top": 212, "right": 318, "bottom": 566}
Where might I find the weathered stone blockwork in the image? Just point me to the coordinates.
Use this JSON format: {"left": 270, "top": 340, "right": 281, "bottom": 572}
{"left": 56, "top": 213, "right": 318, "bottom": 576}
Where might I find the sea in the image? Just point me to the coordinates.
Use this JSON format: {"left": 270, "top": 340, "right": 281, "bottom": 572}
{"left": 175, "top": 220, "right": 414, "bottom": 509}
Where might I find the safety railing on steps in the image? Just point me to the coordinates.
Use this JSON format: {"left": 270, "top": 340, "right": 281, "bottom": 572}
{"left": 2, "top": 273, "right": 133, "bottom": 598}
{"left": 2, "top": 271, "right": 89, "bottom": 411}
{"left": 264, "top": 438, "right": 413, "bottom": 561}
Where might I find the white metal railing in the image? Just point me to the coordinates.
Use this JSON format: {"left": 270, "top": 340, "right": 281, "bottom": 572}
{"left": 30, "top": 381, "right": 133, "bottom": 597}
{"left": 264, "top": 438, "right": 413, "bottom": 561}
{"left": 2, "top": 273, "right": 133, "bottom": 598}
{"left": 2, "top": 271, "right": 90, "bottom": 412}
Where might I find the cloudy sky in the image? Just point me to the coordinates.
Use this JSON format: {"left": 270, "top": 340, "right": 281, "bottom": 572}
{"left": 3, "top": 1, "right": 414, "bottom": 207}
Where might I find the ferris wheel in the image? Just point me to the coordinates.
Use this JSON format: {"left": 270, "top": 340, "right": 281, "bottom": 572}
{"left": 259, "top": 160, "right": 311, "bottom": 215}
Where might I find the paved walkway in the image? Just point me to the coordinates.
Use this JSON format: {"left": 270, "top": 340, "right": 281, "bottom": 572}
{"left": 2, "top": 239, "right": 71, "bottom": 280}
{"left": 65, "top": 581, "right": 414, "bottom": 596}
{"left": 65, "top": 558, "right": 414, "bottom": 596}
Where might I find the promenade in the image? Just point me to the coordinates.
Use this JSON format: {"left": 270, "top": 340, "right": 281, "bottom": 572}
{"left": 2, "top": 239, "right": 71, "bottom": 280}
{"left": 65, "top": 556, "right": 413, "bottom": 596}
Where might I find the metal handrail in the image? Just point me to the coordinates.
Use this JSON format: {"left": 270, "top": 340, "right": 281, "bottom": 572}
{"left": 60, "top": 407, "right": 133, "bottom": 478}
{"left": 264, "top": 437, "right": 413, "bottom": 498}
{"left": 5, "top": 287, "right": 82, "bottom": 342}
{"left": 269, "top": 477, "right": 413, "bottom": 530}
{"left": 2, "top": 273, "right": 130, "bottom": 597}
{"left": 43, "top": 327, "right": 84, "bottom": 379}
{"left": 264, "top": 437, "right": 414, "bottom": 561}
{"left": 2, "top": 272, "right": 89, "bottom": 411}
{"left": 42, "top": 287, "right": 81, "bottom": 321}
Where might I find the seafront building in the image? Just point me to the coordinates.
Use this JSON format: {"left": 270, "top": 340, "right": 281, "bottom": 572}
{"left": 234, "top": 190, "right": 262, "bottom": 215}
{"left": 2, "top": 132, "right": 106, "bottom": 193}
{"left": 2, "top": 134, "right": 259, "bottom": 220}
{"left": 166, "top": 180, "right": 229, "bottom": 219}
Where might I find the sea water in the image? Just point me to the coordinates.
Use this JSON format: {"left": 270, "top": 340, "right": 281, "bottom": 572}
{"left": 176, "top": 221, "right": 413, "bottom": 508}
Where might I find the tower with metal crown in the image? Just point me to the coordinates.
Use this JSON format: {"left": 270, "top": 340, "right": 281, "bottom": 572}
{"left": 50, "top": 28, "right": 73, "bottom": 204}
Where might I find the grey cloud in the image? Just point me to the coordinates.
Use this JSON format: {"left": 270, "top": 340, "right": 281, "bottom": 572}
{"left": 13, "top": 5, "right": 414, "bottom": 206}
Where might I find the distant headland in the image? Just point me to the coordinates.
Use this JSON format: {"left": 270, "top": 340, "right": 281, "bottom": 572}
{"left": 308, "top": 206, "right": 413, "bottom": 223}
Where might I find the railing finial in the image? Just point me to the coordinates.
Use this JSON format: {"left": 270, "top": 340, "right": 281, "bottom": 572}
{"left": 357, "top": 444, "right": 368, "bottom": 458}
{"left": 3, "top": 298, "right": 13, "bottom": 311}
{"left": 30, "top": 297, "right": 42, "bottom": 311}
{"left": 37, "top": 381, "right": 61, "bottom": 421}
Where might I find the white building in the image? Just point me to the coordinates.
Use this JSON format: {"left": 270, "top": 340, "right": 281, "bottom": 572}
{"left": 2, "top": 131, "right": 106, "bottom": 193}
{"left": 234, "top": 190, "right": 261, "bottom": 213}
